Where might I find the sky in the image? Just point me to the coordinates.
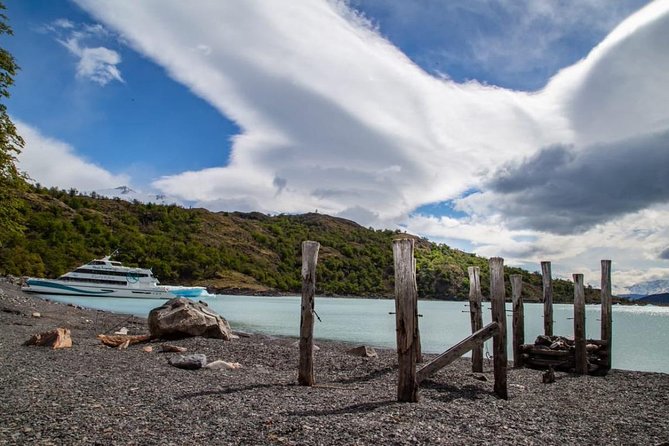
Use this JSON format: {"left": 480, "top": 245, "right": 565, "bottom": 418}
{"left": 4, "top": 0, "right": 669, "bottom": 292}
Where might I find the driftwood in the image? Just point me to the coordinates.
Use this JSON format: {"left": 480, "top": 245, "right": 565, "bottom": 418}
{"left": 25, "top": 328, "right": 72, "bottom": 349}
{"left": 521, "top": 335, "right": 609, "bottom": 375}
{"left": 97, "top": 334, "right": 153, "bottom": 347}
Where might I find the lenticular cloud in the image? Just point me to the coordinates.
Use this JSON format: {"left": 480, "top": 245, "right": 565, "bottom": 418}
{"left": 75, "top": 0, "right": 669, "bottom": 230}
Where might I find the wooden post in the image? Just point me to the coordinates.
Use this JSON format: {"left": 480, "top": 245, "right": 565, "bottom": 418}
{"left": 541, "top": 261, "right": 554, "bottom": 336}
{"left": 510, "top": 274, "right": 524, "bottom": 368}
{"left": 413, "top": 257, "right": 422, "bottom": 363}
{"left": 573, "top": 273, "right": 587, "bottom": 375}
{"left": 393, "top": 239, "right": 418, "bottom": 403}
{"left": 601, "top": 260, "right": 612, "bottom": 371}
{"left": 298, "top": 241, "right": 320, "bottom": 386}
{"left": 489, "top": 257, "right": 507, "bottom": 399}
{"left": 467, "top": 266, "right": 484, "bottom": 372}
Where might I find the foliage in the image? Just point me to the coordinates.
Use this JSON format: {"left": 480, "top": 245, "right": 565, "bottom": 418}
{"left": 0, "top": 184, "right": 599, "bottom": 303}
{"left": 0, "top": 2, "right": 27, "bottom": 244}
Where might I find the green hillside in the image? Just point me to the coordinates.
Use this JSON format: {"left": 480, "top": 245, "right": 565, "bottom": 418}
{"left": 0, "top": 185, "right": 602, "bottom": 303}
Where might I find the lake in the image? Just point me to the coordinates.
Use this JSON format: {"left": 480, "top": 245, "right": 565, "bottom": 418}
{"left": 43, "top": 294, "right": 669, "bottom": 374}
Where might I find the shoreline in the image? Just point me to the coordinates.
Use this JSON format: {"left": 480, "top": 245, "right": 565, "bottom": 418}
{"left": 1, "top": 282, "right": 668, "bottom": 445}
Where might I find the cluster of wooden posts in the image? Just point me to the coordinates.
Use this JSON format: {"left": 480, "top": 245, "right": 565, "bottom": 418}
{"left": 297, "top": 239, "right": 613, "bottom": 404}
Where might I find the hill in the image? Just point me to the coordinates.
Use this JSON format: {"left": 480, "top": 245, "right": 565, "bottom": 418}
{"left": 637, "top": 293, "right": 669, "bottom": 305}
{"left": 0, "top": 185, "right": 600, "bottom": 302}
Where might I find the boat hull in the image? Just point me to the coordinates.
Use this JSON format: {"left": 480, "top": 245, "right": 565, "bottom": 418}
{"left": 22, "top": 279, "right": 175, "bottom": 299}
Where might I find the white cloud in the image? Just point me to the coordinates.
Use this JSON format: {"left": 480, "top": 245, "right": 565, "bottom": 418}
{"left": 73, "top": 0, "right": 669, "bottom": 287}
{"left": 15, "top": 120, "right": 129, "bottom": 191}
{"left": 47, "top": 19, "right": 123, "bottom": 85}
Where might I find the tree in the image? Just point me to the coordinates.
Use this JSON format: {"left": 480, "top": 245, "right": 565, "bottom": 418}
{"left": 0, "top": 1, "right": 26, "bottom": 243}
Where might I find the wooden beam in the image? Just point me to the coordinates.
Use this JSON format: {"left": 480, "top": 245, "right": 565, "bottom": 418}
{"left": 600, "top": 260, "right": 612, "bottom": 371}
{"left": 416, "top": 322, "right": 499, "bottom": 384}
{"left": 489, "top": 257, "right": 508, "bottom": 399}
{"left": 467, "top": 266, "right": 484, "bottom": 372}
{"left": 541, "top": 261, "right": 554, "bottom": 336}
{"left": 510, "top": 274, "right": 524, "bottom": 368}
{"left": 298, "top": 241, "right": 320, "bottom": 386}
{"left": 393, "top": 238, "right": 419, "bottom": 403}
{"left": 573, "top": 273, "right": 587, "bottom": 375}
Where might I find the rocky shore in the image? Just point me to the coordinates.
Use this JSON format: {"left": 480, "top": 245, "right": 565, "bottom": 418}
{"left": 1, "top": 282, "right": 668, "bottom": 445}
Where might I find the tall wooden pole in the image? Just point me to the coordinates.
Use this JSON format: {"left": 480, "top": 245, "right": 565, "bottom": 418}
{"left": 298, "top": 241, "right": 320, "bottom": 386}
{"left": 489, "top": 257, "right": 508, "bottom": 399}
{"left": 413, "top": 256, "right": 422, "bottom": 363}
{"left": 601, "top": 260, "right": 612, "bottom": 371}
{"left": 541, "top": 261, "right": 554, "bottom": 336}
{"left": 573, "top": 274, "right": 587, "bottom": 375}
{"left": 393, "top": 239, "right": 418, "bottom": 403}
{"left": 467, "top": 266, "right": 483, "bottom": 372}
{"left": 510, "top": 274, "right": 524, "bottom": 368}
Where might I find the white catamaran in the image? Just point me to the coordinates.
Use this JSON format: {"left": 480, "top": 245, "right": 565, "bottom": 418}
{"left": 22, "top": 254, "right": 200, "bottom": 299}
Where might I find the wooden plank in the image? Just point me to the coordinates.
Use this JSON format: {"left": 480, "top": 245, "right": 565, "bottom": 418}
{"left": 467, "top": 266, "right": 483, "bottom": 372}
{"left": 573, "top": 273, "right": 587, "bottom": 375}
{"left": 416, "top": 322, "right": 499, "bottom": 384}
{"left": 510, "top": 274, "right": 524, "bottom": 368}
{"left": 298, "top": 241, "right": 320, "bottom": 386}
{"left": 601, "top": 260, "right": 612, "bottom": 371}
{"left": 541, "top": 261, "right": 553, "bottom": 336}
{"left": 393, "top": 238, "right": 418, "bottom": 403}
{"left": 489, "top": 257, "right": 508, "bottom": 399}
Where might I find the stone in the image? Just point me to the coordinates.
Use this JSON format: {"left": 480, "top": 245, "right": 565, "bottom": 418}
{"left": 346, "top": 345, "right": 378, "bottom": 358}
{"left": 205, "top": 360, "right": 242, "bottom": 370}
{"left": 161, "top": 344, "right": 187, "bottom": 353}
{"left": 542, "top": 366, "right": 556, "bottom": 384}
{"left": 31, "top": 312, "right": 41, "bottom": 318}
{"left": 24, "top": 328, "right": 72, "bottom": 349}
{"left": 143, "top": 346, "right": 153, "bottom": 353}
{"left": 148, "top": 298, "right": 232, "bottom": 340}
{"left": 114, "top": 327, "right": 129, "bottom": 335}
{"left": 168, "top": 354, "right": 207, "bottom": 370}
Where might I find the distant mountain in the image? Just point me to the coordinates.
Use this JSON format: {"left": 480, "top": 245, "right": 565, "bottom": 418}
{"left": 617, "top": 293, "right": 646, "bottom": 301}
{"left": 91, "top": 186, "right": 183, "bottom": 206}
{"left": 637, "top": 293, "right": 669, "bottom": 305}
{"left": 626, "top": 279, "right": 669, "bottom": 296}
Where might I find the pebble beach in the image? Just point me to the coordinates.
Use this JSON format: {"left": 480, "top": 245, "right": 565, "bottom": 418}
{"left": 1, "top": 281, "right": 668, "bottom": 446}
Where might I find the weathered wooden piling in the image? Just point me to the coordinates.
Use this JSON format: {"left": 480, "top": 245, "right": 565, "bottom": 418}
{"left": 467, "top": 266, "right": 483, "bottom": 372}
{"left": 413, "top": 257, "right": 422, "bottom": 363}
{"left": 393, "top": 239, "right": 419, "bottom": 403}
{"left": 298, "top": 241, "right": 320, "bottom": 386}
{"left": 541, "top": 261, "right": 554, "bottom": 336}
{"left": 573, "top": 273, "right": 587, "bottom": 375}
{"left": 601, "top": 260, "right": 612, "bottom": 371}
{"left": 510, "top": 274, "right": 524, "bottom": 368}
{"left": 489, "top": 257, "right": 508, "bottom": 399}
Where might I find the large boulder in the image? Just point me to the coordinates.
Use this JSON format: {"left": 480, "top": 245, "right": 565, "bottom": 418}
{"left": 148, "top": 298, "right": 232, "bottom": 340}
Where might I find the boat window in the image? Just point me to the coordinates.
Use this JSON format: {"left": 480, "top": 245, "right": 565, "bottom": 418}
{"left": 110, "top": 261, "right": 122, "bottom": 266}
{"left": 70, "top": 268, "right": 150, "bottom": 277}
{"left": 60, "top": 277, "right": 127, "bottom": 286}
{"left": 90, "top": 261, "right": 106, "bottom": 265}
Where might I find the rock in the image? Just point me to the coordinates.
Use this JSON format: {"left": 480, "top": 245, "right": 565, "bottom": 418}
{"left": 470, "top": 373, "right": 488, "bottom": 382}
{"left": 148, "top": 298, "right": 232, "bottom": 340}
{"left": 31, "top": 312, "right": 41, "bottom": 318}
{"left": 205, "top": 360, "right": 242, "bottom": 370}
{"left": 586, "top": 343, "right": 599, "bottom": 353}
{"left": 233, "top": 330, "right": 253, "bottom": 338}
{"left": 542, "top": 366, "right": 556, "bottom": 384}
{"left": 346, "top": 345, "right": 378, "bottom": 358}
{"left": 114, "top": 327, "right": 129, "bottom": 335}
{"left": 161, "top": 344, "right": 187, "bottom": 353}
{"left": 535, "top": 335, "right": 553, "bottom": 346}
{"left": 24, "top": 328, "right": 72, "bottom": 349}
{"left": 168, "top": 354, "right": 207, "bottom": 370}
{"left": 143, "top": 346, "right": 153, "bottom": 353}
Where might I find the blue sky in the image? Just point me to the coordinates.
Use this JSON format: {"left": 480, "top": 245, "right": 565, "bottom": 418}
{"left": 4, "top": 0, "right": 669, "bottom": 290}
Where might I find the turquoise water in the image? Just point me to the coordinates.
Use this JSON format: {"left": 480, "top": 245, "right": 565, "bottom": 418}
{"left": 43, "top": 294, "right": 669, "bottom": 374}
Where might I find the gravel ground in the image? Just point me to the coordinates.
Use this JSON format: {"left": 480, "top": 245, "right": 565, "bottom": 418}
{"left": 1, "top": 281, "right": 668, "bottom": 445}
